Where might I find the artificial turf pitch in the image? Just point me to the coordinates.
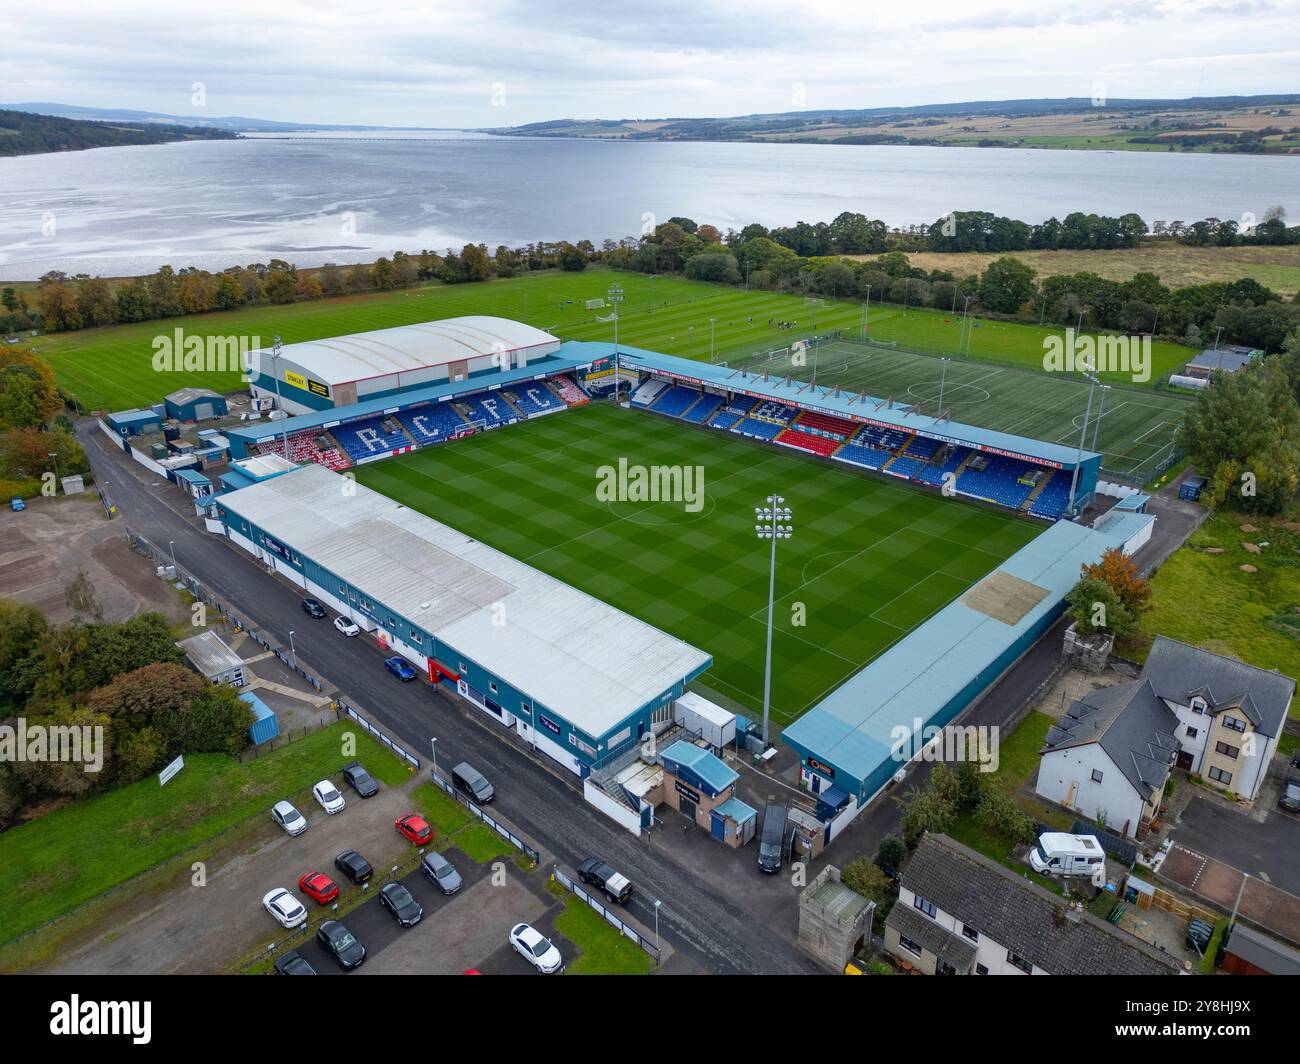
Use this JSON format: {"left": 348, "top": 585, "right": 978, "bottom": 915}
{"left": 355, "top": 402, "right": 1042, "bottom": 728}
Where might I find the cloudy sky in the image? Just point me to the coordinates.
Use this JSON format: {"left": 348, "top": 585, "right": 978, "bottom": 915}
{"left": 5, "top": 0, "right": 1299, "bottom": 127}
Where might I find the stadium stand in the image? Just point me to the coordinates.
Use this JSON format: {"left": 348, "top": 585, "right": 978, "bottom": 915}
{"left": 955, "top": 454, "right": 1037, "bottom": 509}
{"left": 914, "top": 444, "right": 966, "bottom": 487}
{"left": 331, "top": 414, "right": 415, "bottom": 463}
{"left": 257, "top": 428, "right": 351, "bottom": 471}
{"left": 650, "top": 385, "right": 703, "bottom": 418}
{"left": 750, "top": 400, "right": 796, "bottom": 425}
{"left": 680, "top": 392, "right": 724, "bottom": 424}
{"left": 550, "top": 375, "right": 590, "bottom": 406}
{"left": 776, "top": 427, "right": 841, "bottom": 457}
{"left": 793, "top": 409, "right": 858, "bottom": 440}
{"left": 397, "top": 403, "right": 471, "bottom": 444}
{"left": 507, "top": 384, "right": 565, "bottom": 416}
{"left": 457, "top": 392, "right": 518, "bottom": 428}
{"left": 835, "top": 438, "right": 894, "bottom": 470}
{"left": 1029, "top": 470, "right": 1073, "bottom": 519}
{"left": 631, "top": 378, "right": 669, "bottom": 407}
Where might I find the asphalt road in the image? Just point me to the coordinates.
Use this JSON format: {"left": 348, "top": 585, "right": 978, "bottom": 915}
{"left": 81, "top": 422, "right": 821, "bottom": 975}
{"left": 1172, "top": 795, "right": 1300, "bottom": 897}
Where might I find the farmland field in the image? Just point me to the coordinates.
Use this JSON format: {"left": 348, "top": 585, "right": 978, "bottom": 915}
{"left": 354, "top": 402, "right": 1042, "bottom": 726}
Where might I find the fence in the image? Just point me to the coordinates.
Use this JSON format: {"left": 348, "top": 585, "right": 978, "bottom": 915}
{"left": 428, "top": 770, "right": 541, "bottom": 865}
{"left": 552, "top": 866, "right": 660, "bottom": 961}
{"left": 338, "top": 699, "right": 421, "bottom": 770}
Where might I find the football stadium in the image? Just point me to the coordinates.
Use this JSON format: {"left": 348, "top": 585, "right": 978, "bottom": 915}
{"left": 202, "top": 314, "right": 1154, "bottom": 837}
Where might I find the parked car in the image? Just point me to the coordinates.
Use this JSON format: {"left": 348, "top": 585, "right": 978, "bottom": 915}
{"left": 262, "top": 888, "right": 307, "bottom": 929}
{"left": 379, "top": 881, "right": 424, "bottom": 928}
{"left": 298, "top": 871, "right": 340, "bottom": 905}
{"left": 316, "top": 920, "right": 366, "bottom": 970}
{"left": 334, "top": 616, "right": 360, "bottom": 637}
{"left": 757, "top": 801, "right": 788, "bottom": 874}
{"left": 342, "top": 761, "right": 379, "bottom": 798}
{"left": 301, "top": 598, "right": 327, "bottom": 618}
{"left": 271, "top": 800, "right": 308, "bottom": 837}
{"left": 395, "top": 813, "right": 433, "bottom": 846}
{"left": 334, "top": 849, "right": 373, "bottom": 884}
{"left": 1278, "top": 778, "right": 1300, "bottom": 814}
{"left": 10, "top": 496, "right": 25, "bottom": 512}
{"left": 421, "top": 851, "right": 463, "bottom": 895}
{"left": 385, "top": 655, "right": 417, "bottom": 681}
{"left": 452, "top": 761, "right": 494, "bottom": 804}
{"left": 312, "top": 779, "right": 346, "bottom": 815}
{"left": 577, "top": 858, "right": 634, "bottom": 904}
{"left": 273, "top": 950, "right": 317, "bottom": 975}
{"left": 509, "top": 922, "right": 562, "bottom": 973}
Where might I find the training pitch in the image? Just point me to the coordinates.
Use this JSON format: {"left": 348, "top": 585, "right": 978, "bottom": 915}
{"left": 355, "top": 402, "right": 1042, "bottom": 727}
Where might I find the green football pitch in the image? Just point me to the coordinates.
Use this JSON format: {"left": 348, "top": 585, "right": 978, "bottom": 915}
{"left": 728, "top": 339, "right": 1195, "bottom": 481}
{"left": 354, "top": 402, "right": 1042, "bottom": 727}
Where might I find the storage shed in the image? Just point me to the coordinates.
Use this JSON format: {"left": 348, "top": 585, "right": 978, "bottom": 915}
{"left": 1179, "top": 475, "right": 1208, "bottom": 502}
{"left": 108, "top": 408, "right": 163, "bottom": 437}
{"left": 177, "top": 630, "right": 246, "bottom": 686}
{"left": 241, "top": 690, "right": 280, "bottom": 746}
{"left": 674, "top": 690, "right": 736, "bottom": 752}
{"left": 165, "top": 387, "right": 228, "bottom": 422}
{"left": 1222, "top": 924, "right": 1300, "bottom": 976}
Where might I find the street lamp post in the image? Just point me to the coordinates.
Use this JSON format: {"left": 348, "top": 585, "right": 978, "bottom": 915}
{"left": 288, "top": 629, "right": 298, "bottom": 672}
{"left": 1067, "top": 373, "right": 1100, "bottom": 517}
{"left": 959, "top": 295, "right": 973, "bottom": 353}
{"left": 168, "top": 539, "right": 177, "bottom": 573}
{"left": 653, "top": 898, "right": 662, "bottom": 956}
{"left": 430, "top": 737, "right": 438, "bottom": 780}
{"left": 709, "top": 318, "right": 716, "bottom": 364}
{"left": 755, "top": 495, "right": 793, "bottom": 747}
{"left": 862, "top": 286, "right": 871, "bottom": 339}
{"left": 648, "top": 274, "right": 654, "bottom": 314}
{"left": 48, "top": 451, "right": 60, "bottom": 490}
{"left": 608, "top": 284, "right": 624, "bottom": 401}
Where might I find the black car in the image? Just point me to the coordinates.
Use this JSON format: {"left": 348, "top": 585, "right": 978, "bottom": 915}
{"left": 334, "top": 849, "right": 373, "bottom": 884}
{"left": 301, "top": 598, "right": 327, "bottom": 618}
{"left": 379, "top": 881, "right": 424, "bottom": 927}
{"left": 342, "top": 761, "right": 379, "bottom": 798}
{"left": 316, "top": 920, "right": 366, "bottom": 970}
{"left": 576, "top": 857, "right": 634, "bottom": 904}
{"left": 273, "top": 950, "right": 317, "bottom": 975}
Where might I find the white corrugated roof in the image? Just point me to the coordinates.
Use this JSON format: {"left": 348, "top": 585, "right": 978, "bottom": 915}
{"left": 258, "top": 316, "right": 557, "bottom": 385}
{"left": 220, "top": 464, "right": 710, "bottom": 738}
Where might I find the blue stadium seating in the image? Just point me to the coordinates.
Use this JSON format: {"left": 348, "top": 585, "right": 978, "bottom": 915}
{"left": 651, "top": 385, "right": 702, "bottom": 418}
{"left": 835, "top": 442, "right": 893, "bottom": 470}
{"left": 885, "top": 456, "right": 926, "bottom": 479}
{"left": 331, "top": 414, "right": 413, "bottom": 462}
{"left": 750, "top": 400, "right": 796, "bottom": 425}
{"left": 507, "top": 385, "right": 564, "bottom": 416}
{"left": 397, "top": 403, "right": 469, "bottom": 444}
{"left": 955, "top": 455, "right": 1036, "bottom": 509}
{"left": 914, "top": 446, "right": 967, "bottom": 487}
{"left": 709, "top": 410, "right": 743, "bottom": 431}
{"left": 732, "top": 417, "right": 786, "bottom": 441}
{"left": 457, "top": 392, "right": 518, "bottom": 428}
{"left": 1030, "top": 471, "right": 1073, "bottom": 519}
{"left": 681, "top": 392, "right": 724, "bottom": 424}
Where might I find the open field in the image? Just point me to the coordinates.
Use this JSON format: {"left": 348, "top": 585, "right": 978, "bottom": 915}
{"left": 0, "top": 721, "right": 413, "bottom": 944}
{"left": 851, "top": 244, "right": 1300, "bottom": 297}
{"left": 732, "top": 339, "right": 1195, "bottom": 480}
{"left": 355, "top": 402, "right": 1041, "bottom": 725}
{"left": 28, "top": 269, "right": 1195, "bottom": 411}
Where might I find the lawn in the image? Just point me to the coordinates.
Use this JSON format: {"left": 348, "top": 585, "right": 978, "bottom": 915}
{"left": 0, "top": 721, "right": 413, "bottom": 943}
{"left": 1136, "top": 509, "right": 1300, "bottom": 720}
{"left": 355, "top": 402, "right": 1041, "bottom": 724}
{"left": 547, "top": 881, "right": 654, "bottom": 975}
{"left": 30, "top": 267, "right": 1196, "bottom": 412}
{"left": 411, "top": 782, "right": 516, "bottom": 865}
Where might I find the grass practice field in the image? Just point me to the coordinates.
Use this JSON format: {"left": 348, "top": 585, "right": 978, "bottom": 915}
{"left": 731, "top": 339, "right": 1195, "bottom": 480}
{"left": 32, "top": 268, "right": 1194, "bottom": 411}
{"left": 355, "top": 402, "right": 1041, "bottom": 726}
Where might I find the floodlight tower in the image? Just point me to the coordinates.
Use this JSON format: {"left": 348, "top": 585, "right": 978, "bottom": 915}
{"left": 269, "top": 335, "right": 290, "bottom": 458}
{"left": 1067, "top": 371, "right": 1101, "bottom": 517}
{"left": 608, "top": 284, "right": 624, "bottom": 400}
{"left": 755, "top": 495, "right": 793, "bottom": 747}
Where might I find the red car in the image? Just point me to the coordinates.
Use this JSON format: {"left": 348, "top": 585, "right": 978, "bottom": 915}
{"left": 395, "top": 813, "right": 433, "bottom": 846}
{"left": 298, "top": 871, "right": 340, "bottom": 905}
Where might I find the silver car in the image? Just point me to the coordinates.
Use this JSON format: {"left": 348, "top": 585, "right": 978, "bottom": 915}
{"left": 421, "top": 851, "right": 463, "bottom": 895}
{"left": 272, "top": 799, "right": 308, "bottom": 836}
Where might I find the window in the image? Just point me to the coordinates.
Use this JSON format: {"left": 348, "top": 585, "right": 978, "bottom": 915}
{"left": 913, "top": 895, "right": 936, "bottom": 919}
{"left": 1006, "top": 950, "right": 1033, "bottom": 974}
{"left": 410, "top": 631, "right": 422, "bottom": 645}
{"left": 1208, "top": 766, "right": 1233, "bottom": 785}
{"left": 489, "top": 682, "right": 498, "bottom": 695}
{"left": 975, "top": 963, "right": 989, "bottom": 975}
{"left": 521, "top": 701, "right": 531, "bottom": 714}
{"left": 1185, "top": 726, "right": 1198, "bottom": 740}
{"left": 1091, "top": 769, "right": 1104, "bottom": 783}
{"left": 898, "top": 935, "right": 923, "bottom": 957}
{"left": 1190, "top": 698, "right": 1206, "bottom": 715}
{"left": 937, "top": 960, "right": 957, "bottom": 976}
{"left": 338, "top": 583, "right": 346, "bottom": 595}
{"left": 1222, "top": 716, "right": 1247, "bottom": 733}
{"left": 1214, "top": 741, "right": 1239, "bottom": 760}
{"left": 458, "top": 662, "right": 466, "bottom": 673}
{"left": 961, "top": 924, "right": 979, "bottom": 943}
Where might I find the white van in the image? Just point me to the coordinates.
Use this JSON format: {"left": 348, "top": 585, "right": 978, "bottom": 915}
{"left": 1029, "top": 832, "right": 1105, "bottom": 877}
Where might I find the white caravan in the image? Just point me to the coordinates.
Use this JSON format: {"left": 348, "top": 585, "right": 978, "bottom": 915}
{"left": 1029, "top": 832, "right": 1105, "bottom": 877}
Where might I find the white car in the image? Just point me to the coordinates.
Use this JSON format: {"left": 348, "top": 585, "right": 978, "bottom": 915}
{"left": 333, "top": 616, "right": 360, "bottom": 637}
{"left": 262, "top": 888, "right": 307, "bottom": 929}
{"left": 312, "top": 780, "right": 346, "bottom": 815}
{"left": 509, "top": 922, "right": 562, "bottom": 974}
{"left": 271, "top": 799, "right": 308, "bottom": 836}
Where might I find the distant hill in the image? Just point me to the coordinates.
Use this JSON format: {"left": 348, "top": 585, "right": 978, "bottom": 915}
{"left": 4, "top": 102, "right": 400, "bottom": 133}
{"left": 485, "top": 94, "right": 1300, "bottom": 154}
{"left": 0, "top": 108, "right": 238, "bottom": 157}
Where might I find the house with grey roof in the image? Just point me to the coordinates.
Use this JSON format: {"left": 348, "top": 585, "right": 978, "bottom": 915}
{"left": 1182, "top": 345, "right": 1261, "bottom": 380}
{"left": 1141, "top": 636, "right": 1294, "bottom": 802}
{"left": 1036, "top": 678, "right": 1180, "bottom": 838}
{"left": 884, "top": 833, "right": 1184, "bottom": 975}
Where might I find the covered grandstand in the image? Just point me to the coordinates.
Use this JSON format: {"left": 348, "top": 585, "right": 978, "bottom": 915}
{"left": 782, "top": 508, "right": 1156, "bottom": 839}
{"left": 247, "top": 316, "right": 562, "bottom": 415}
{"left": 214, "top": 463, "right": 711, "bottom": 777}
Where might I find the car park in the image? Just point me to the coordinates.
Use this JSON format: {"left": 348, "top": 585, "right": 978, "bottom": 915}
{"left": 334, "top": 849, "right": 373, "bottom": 884}
{"left": 301, "top": 598, "right": 328, "bottom": 618}
{"left": 342, "top": 761, "right": 379, "bottom": 798}
{"left": 298, "top": 871, "right": 340, "bottom": 905}
{"left": 384, "top": 655, "right": 417, "bottom": 681}
{"left": 509, "top": 922, "right": 562, "bottom": 973}
{"left": 316, "top": 920, "right": 366, "bottom": 970}
{"left": 577, "top": 857, "right": 634, "bottom": 904}
{"left": 1279, "top": 778, "right": 1300, "bottom": 814}
{"left": 333, "top": 616, "right": 360, "bottom": 637}
{"left": 395, "top": 813, "right": 433, "bottom": 846}
{"left": 273, "top": 950, "right": 317, "bottom": 975}
{"left": 452, "top": 761, "right": 495, "bottom": 803}
{"left": 421, "top": 851, "right": 462, "bottom": 895}
{"left": 312, "top": 779, "right": 346, "bottom": 815}
{"left": 379, "top": 881, "right": 424, "bottom": 928}
{"left": 262, "top": 888, "right": 308, "bottom": 929}
{"left": 271, "top": 799, "right": 308, "bottom": 837}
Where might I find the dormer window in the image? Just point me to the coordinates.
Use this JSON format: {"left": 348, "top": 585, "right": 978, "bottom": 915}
{"left": 1190, "top": 697, "right": 1206, "bottom": 715}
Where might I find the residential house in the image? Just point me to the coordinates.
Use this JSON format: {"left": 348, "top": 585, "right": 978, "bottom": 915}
{"left": 883, "top": 834, "right": 1183, "bottom": 975}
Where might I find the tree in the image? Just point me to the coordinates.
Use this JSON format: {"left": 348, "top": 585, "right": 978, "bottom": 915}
{"left": 263, "top": 268, "right": 298, "bottom": 304}
{"left": 558, "top": 245, "right": 587, "bottom": 272}
{"left": 841, "top": 856, "right": 894, "bottom": 908}
{"left": 0, "top": 426, "right": 88, "bottom": 481}
{"left": 684, "top": 251, "right": 740, "bottom": 284}
{"left": 0, "top": 350, "right": 63, "bottom": 428}
{"left": 87, "top": 662, "right": 205, "bottom": 731}
{"left": 170, "top": 683, "right": 253, "bottom": 756}
{"left": 1081, "top": 547, "right": 1151, "bottom": 615}
{"left": 64, "top": 569, "right": 104, "bottom": 623}
{"left": 978, "top": 256, "right": 1036, "bottom": 313}
{"left": 1065, "top": 577, "right": 1137, "bottom": 639}
{"left": 973, "top": 788, "right": 1036, "bottom": 844}
{"left": 0, "top": 600, "right": 47, "bottom": 711}
{"left": 460, "top": 244, "right": 493, "bottom": 282}
{"left": 897, "top": 775, "right": 959, "bottom": 846}
{"left": 875, "top": 835, "right": 907, "bottom": 874}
